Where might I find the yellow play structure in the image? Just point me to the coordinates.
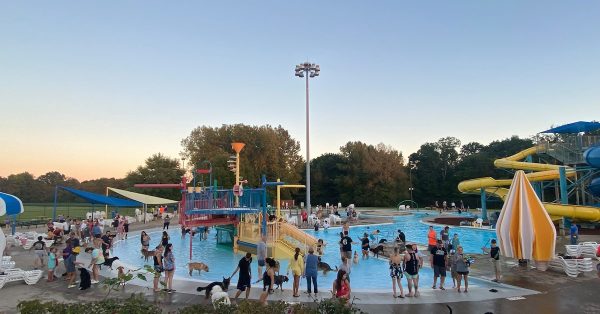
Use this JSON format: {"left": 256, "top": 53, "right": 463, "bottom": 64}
{"left": 458, "top": 145, "right": 600, "bottom": 222}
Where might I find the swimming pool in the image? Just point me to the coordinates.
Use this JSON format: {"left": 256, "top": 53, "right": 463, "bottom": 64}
{"left": 111, "top": 212, "right": 497, "bottom": 291}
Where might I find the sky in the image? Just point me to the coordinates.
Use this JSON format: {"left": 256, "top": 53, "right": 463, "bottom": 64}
{"left": 1, "top": 1, "right": 599, "bottom": 181}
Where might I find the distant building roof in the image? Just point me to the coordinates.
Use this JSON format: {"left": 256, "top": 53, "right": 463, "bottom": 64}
{"left": 540, "top": 121, "right": 600, "bottom": 134}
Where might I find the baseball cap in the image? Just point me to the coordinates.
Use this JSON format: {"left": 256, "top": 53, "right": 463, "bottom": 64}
{"left": 72, "top": 246, "right": 81, "bottom": 254}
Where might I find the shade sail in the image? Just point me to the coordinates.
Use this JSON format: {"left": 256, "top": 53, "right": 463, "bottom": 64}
{"left": 0, "top": 192, "right": 24, "bottom": 216}
{"left": 60, "top": 187, "right": 141, "bottom": 207}
{"left": 496, "top": 171, "right": 556, "bottom": 265}
{"left": 540, "top": 121, "right": 600, "bottom": 134}
{"left": 108, "top": 187, "right": 178, "bottom": 205}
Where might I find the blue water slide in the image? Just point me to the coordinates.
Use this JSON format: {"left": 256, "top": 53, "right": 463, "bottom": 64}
{"left": 584, "top": 146, "right": 600, "bottom": 197}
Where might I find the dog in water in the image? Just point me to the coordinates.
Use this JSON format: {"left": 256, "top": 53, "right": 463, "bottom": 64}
{"left": 273, "top": 274, "right": 289, "bottom": 291}
{"left": 378, "top": 239, "right": 388, "bottom": 244}
{"left": 141, "top": 248, "right": 155, "bottom": 262}
{"left": 370, "top": 244, "right": 385, "bottom": 258}
{"left": 317, "top": 257, "right": 338, "bottom": 274}
{"left": 196, "top": 277, "right": 231, "bottom": 299}
{"left": 210, "top": 285, "right": 231, "bottom": 309}
{"left": 79, "top": 267, "right": 92, "bottom": 290}
{"left": 188, "top": 262, "right": 209, "bottom": 276}
{"left": 101, "top": 255, "right": 120, "bottom": 270}
{"left": 353, "top": 251, "right": 359, "bottom": 264}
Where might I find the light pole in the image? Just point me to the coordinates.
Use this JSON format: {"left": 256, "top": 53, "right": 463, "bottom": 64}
{"left": 295, "top": 61, "right": 320, "bottom": 213}
{"left": 409, "top": 160, "right": 416, "bottom": 206}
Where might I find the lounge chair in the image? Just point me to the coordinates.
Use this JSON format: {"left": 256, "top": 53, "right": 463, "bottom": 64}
{"left": 329, "top": 214, "right": 342, "bottom": 225}
{"left": 0, "top": 268, "right": 43, "bottom": 289}
{"left": 548, "top": 256, "right": 580, "bottom": 277}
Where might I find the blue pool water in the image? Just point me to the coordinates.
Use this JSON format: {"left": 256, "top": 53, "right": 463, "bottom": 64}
{"left": 111, "top": 212, "right": 497, "bottom": 291}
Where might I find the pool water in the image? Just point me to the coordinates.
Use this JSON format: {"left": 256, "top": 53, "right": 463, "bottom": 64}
{"left": 111, "top": 212, "right": 497, "bottom": 291}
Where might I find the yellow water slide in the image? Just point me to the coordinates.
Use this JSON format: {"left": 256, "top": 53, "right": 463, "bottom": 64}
{"left": 458, "top": 145, "right": 600, "bottom": 221}
{"left": 276, "top": 223, "right": 318, "bottom": 256}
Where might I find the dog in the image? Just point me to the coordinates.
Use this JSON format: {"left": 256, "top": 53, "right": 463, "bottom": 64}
{"left": 370, "top": 244, "right": 385, "bottom": 258}
{"left": 141, "top": 248, "right": 155, "bottom": 262}
{"left": 117, "top": 266, "right": 127, "bottom": 287}
{"left": 378, "top": 239, "right": 388, "bottom": 244}
{"left": 353, "top": 251, "right": 359, "bottom": 264}
{"left": 101, "top": 256, "right": 120, "bottom": 270}
{"left": 273, "top": 274, "right": 289, "bottom": 291}
{"left": 79, "top": 267, "right": 91, "bottom": 290}
{"left": 210, "top": 285, "right": 231, "bottom": 309}
{"left": 196, "top": 277, "right": 231, "bottom": 299}
{"left": 188, "top": 262, "right": 209, "bottom": 276}
{"left": 317, "top": 257, "right": 338, "bottom": 274}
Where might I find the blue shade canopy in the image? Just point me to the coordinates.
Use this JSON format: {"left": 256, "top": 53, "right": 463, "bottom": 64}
{"left": 0, "top": 192, "right": 24, "bottom": 216}
{"left": 541, "top": 121, "right": 600, "bottom": 134}
{"left": 60, "top": 187, "right": 142, "bottom": 207}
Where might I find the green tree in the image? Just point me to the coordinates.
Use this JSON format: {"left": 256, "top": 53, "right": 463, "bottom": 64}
{"left": 307, "top": 153, "right": 347, "bottom": 206}
{"left": 125, "top": 154, "right": 185, "bottom": 200}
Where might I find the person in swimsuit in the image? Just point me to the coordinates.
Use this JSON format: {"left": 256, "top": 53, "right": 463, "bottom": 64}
{"left": 287, "top": 247, "right": 304, "bottom": 297}
{"left": 332, "top": 269, "right": 351, "bottom": 304}
{"left": 140, "top": 231, "right": 150, "bottom": 251}
{"left": 152, "top": 245, "right": 164, "bottom": 292}
{"left": 161, "top": 231, "right": 169, "bottom": 247}
{"left": 403, "top": 244, "right": 422, "bottom": 297}
{"left": 259, "top": 258, "right": 276, "bottom": 305}
{"left": 389, "top": 247, "right": 404, "bottom": 298}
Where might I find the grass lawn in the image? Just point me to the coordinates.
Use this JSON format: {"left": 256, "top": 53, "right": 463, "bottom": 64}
{"left": 7, "top": 203, "right": 140, "bottom": 222}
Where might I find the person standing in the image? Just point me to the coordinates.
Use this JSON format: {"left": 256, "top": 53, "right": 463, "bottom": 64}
{"left": 427, "top": 226, "right": 437, "bottom": 252}
{"left": 389, "top": 247, "right": 404, "bottom": 298}
{"left": 259, "top": 258, "right": 277, "bottom": 305}
{"left": 257, "top": 235, "right": 267, "bottom": 276}
{"left": 47, "top": 247, "right": 57, "bottom": 282}
{"left": 123, "top": 216, "right": 129, "bottom": 239}
{"left": 361, "top": 233, "right": 370, "bottom": 259}
{"left": 231, "top": 252, "right": 252, "bottom": 300}
{"left": 482, "top": 239, "right": 501, "bottom": 282}
{"left": 341, "top": 231, "right": 353, "bottom": 260}
{"left": 66, "top": 246, "right": 83, "bottom": 288}
{"left": 161, "top": 231, "right": 170, "bottom": 247}
{"left": 163, "top": 243, "right": 175, "bottom": 293}
{"left": 304, "top": 247, "right": 319, "bottom": 294}
{"left": 152, "top": 245, "right": 164, "bottom": 292}
{"left": 30, "top": 236, "right": 47, "bottom": 269}
{"left": 287, "top": 247, "right": 304, "bottom": 297}
{"left": 441, "top": 226, "right": 450, "bottom": 251}
{"left": 85, "top": 246, "right": 104, "bottom": 284}
{"left": 451, "top": 234, "right": 460, "bottom": 251}
{"left": 141, "top": 231, "right": 150, "bottom": 251}
{"left": 403, "top": 244, "right": 421, "bottom": 297}
{"left": 430, "top": 240, "right": 448, "bottom": 290}
{"left": 453, "top": 246, "right": 470, "bottom": 292}
{"left": 163, "top": 215, "right": 171, "bottom": 230}
{"left": 570, "top": 223, "right": 578, "bottom": 245}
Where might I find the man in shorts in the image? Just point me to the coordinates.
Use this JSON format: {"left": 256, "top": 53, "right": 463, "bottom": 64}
{"left": 231, "top": 252, "right": 252, "bottom": 300}
{"left": 430, "top": 239, "right": 448, "bottom": 290}
{"left": 341, "top": 231, "right": 353, "bottom": 259}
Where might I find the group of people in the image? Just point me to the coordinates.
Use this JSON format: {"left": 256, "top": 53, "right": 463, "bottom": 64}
{"left": 434, "top": 200, "right": 467, "bottom": 213}
{"left": 142, "top": 230, "right": 176, "bottom": 293}
{"left": 111, "top": 214, "right": 130, "bottom": 240}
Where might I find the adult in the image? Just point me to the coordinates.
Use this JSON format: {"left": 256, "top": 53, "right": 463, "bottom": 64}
{"left": 66, "top": 246, "right": 83, "bottom": 288}
{"left": 427, "top": 226, "right": 437, "bottom": 252}
{"left": 451, "top": 234, "right": 460, "bottom": 251}
{"left": 86, "top": 246, "right": 104, "bottom": 284}
{"left": 403, "top": 244, "right": 421, "bottom": 297}
{"left": 342, "top": 222, "right": 350, "bottom": 234}
{"left": 163, "top": 215, "right": 171, "bottom": 230}
{"left": 163, "top": 243, "right": 175, "bottom": 293}
{"left": 141, "top": 231, "right": 150, "bottom": 251}
{"left": 92, "top": 220, "right": 102, "bottom": 238}
{"left": 100, "top": 231, "right": 112, "bottom": 257}
{"left": 332, "top": 269, "right": 351, "bottom": 303}
{"left": 570, "top": 223, "right": 578, "bottom": 245}
{"left": 304, "top": 247, "right": 319, "bottom": 294}
{"left": 259, "top": 258, "right": 277, "bottom": 305}
{"left": 123, "top": 216, "right": 130, "bottom": 239}
{"left": 301, "top": 210, "right": 308, "bottom": 227}
{"left": 389, "top": 247, "right": 404, "bottom": 298}
{"left": 30, "top": 236, "right": 47, "bottom": 269}
{"left": 453, "top": 246, "right": 470, "bottom": 292}
{"left": 74, "top": 219, "right": 82, "bottom": 239}
{"left": 361, "top": 233, "right": 370, "bottom": 259}
{"left": 231, "top": 252, "right": 252, "bottom": 300}
{"left": 341, "top": 231, "right": 353, "bottom": 259}
{"left": 396, "top": 229, "right": 406, "bottom": 244}
{"left": 287, "top": 247, "right": 304, "bottom": 297}
{"left": 117, "top": 217, "right": 125, "bottom": 240}
{"left": 161, "top": 231, "right": 170, "bottom": 247}
{"left": 257, "top": 235, "right": 267, "bottom": 276}
{"left": 430, "top": 240, "right": 448, "bottom": 290}
{"left": 441, "top": 226, "right": 450, "bottom": 250}
{"left": 153, "top": 245, "right": 164, "bottom": 292}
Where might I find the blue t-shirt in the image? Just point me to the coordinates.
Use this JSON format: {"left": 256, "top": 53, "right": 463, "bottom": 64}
{"left": 93, "top": 225, "right": 102, "bottom": 235}
{"left": 570, "top": 225, "right": 578, "bottom": 236}
{"left": 305, "top": 254, "right": 319, "bottom": 276}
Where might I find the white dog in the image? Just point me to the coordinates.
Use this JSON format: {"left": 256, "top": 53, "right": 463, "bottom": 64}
{"left": 210, "top": 285, "right": 231, "bottom": 309}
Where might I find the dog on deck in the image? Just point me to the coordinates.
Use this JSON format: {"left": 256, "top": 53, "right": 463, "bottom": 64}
{"left": 370, "top": 244, "right": 385, "bottom": 258}
{"left": 79, "top": 267, "right": 92, "bottom": 290}
{"left": 101, "top": 256, "right": 120, "bottom": 270}
{"left": 210, "top": 285, "right": 231, "bottom": 309}
{"left": 317, "top": 257, "right": 338, "bottom": 274}
{"left": 116, "top": 266, "right": 127, "bottom": 287}
{"left": 141, "top": 248, "right": 155, "bottom": 262}
{"left": 188, "top": 262, "right": 209, "bottom": 276}
{"left": 196, "top": 277, "right": 231, "bottom": 299}
{"left": 273, "top": 274, "right": 289, "bottom": 291}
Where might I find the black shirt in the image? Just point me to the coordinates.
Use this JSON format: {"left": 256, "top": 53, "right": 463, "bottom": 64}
{"left": 398, "top": 232, "right": 406, "bottom": 243}
{"left": 361, "top": 237, "right": 369, "bottom": 249}
{"left": 341, "top": 236, "right": 353, "bottom": 252}
{"left": 32, "top": 240, "right": 46, "bottom": 250}
{"left": 490, "top": 246, "right": 500, "bottom": 260}
{"left": 430, "top": 247, "right": 447, "bottom": 267}
{"left": 238, "top": 257, "right": 251, "bottom": 280}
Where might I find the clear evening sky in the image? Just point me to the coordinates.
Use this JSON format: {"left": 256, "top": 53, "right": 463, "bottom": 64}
{"left": 1, "top": 1, "right": 599, "bottom": 180}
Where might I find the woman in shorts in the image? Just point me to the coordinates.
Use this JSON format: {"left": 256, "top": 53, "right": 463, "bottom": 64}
{"left": 453, "top": 246, "right": 470, "bottom": 292}
{"left": 152, "top": 245, "right": 164, "bottom": 292}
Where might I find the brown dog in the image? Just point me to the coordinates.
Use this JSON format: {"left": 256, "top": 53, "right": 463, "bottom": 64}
{"left": 188, "top": 262, "right": 209, "bottom": 276}
{"left": 141, "top": 248, "right": 155, "bottom": 262}
{"left": 117, "top": 266, "right": 126, "bottom": 287}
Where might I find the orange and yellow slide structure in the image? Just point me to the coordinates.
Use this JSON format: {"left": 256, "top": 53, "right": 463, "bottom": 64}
{"left": 458, "top": 145, "right": 600, "bottom": 222}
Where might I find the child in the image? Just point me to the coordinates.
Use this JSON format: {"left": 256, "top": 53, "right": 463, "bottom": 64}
{"left": 47, "top": 247, "right": 58, "bottom": 282}
{"left": 316, "top": 239, "right": 325, "bottom": 255}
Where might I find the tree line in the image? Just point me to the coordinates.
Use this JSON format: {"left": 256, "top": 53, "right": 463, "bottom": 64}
{"left": 1, "top": 124, "right": 545, "bottom": 208}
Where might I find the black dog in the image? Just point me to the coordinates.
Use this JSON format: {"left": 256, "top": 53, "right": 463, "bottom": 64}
{"left": 196, "top": 277, "right": 231, "bottom": 299}
{"left": 370, "top": 244, "right": 385, "bottom": 258}
{"left": 101, "top": 256, "right": 120, "bottom": 270}
{"left": 378, "top": 239, "right": 388, "bottom": 244}
{"left": 79, "top": 267, "right": 91, "bottom": 290}
{"left": 317, "top": 257, "right": 338, "bottom": 274}
{"left": 273, "top": 275, "right": 289, "bottom": 291}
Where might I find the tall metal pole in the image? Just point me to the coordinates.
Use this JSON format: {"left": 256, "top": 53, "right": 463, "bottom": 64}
{"left": 305, "top": 72, "right": 311, "bottom": 213}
